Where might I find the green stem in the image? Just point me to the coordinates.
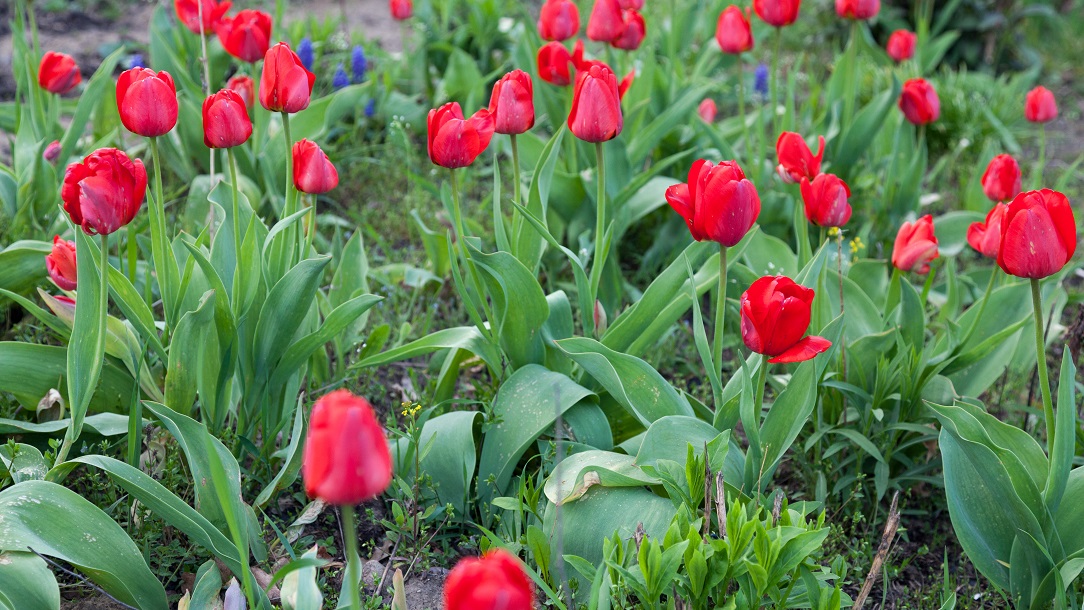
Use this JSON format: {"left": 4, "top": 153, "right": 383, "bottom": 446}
{"left": 1036, "top": 124, "right": 1046, "bottom": 188}
{"left": 450, "top": 170, "right": 496, "bottom": 344}
{"left": 712, "top": 245, "right": 728, "bottom": 378}
{"left": 920, "top": 264, "right": 936, "bottom": 304}
{"left": 843, "top": 20, "right": 860, "bottom": 124}
{"left": 149, "top": 137, "right": 173, "bottom": 334}
{"left": 769, "top": 27, "right": 783, "bottom": 135}
{"left": 228, "top": 147, "right": 242, "bottom": 293}
{"left": 341, "top": 505, "right": 361, "bottom": 610}
{"left": 509, "top": 133, "right": 521, "bottom": 241}
{"left": 754, "top": 354, "right": 769, "bottom": 414}
{"left": 1031, "top": 278, "right": 1055, "bottom": 452}
{"left": 737, "top": 55, "right": 748, "bottom": 157}
{"left": 126, "top": 226, "right": 138, "bottom": 284}
{"left": 196, "top": 0, "right": 215, "bottom": 181}
{"left": 589, "top": 142, "right": 606, "bottom": 336}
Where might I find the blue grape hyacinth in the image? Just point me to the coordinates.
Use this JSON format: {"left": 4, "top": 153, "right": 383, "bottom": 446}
{"left": 127, "top": 54, "right": 145, "bottom": 69}
{"left": 364, "top": 98, "right": 376, "bottom": 117}
{"left": 351, "top": 45, "right": 367, "bottom": 83}
{"left": 753, "top": 64, "right": 769, "bottom": 99}
{"left": 298, "top": 37, "right": 315, "bottom": 71}
{"left": 333, "top": 63, "right": 350, "bottom": 89}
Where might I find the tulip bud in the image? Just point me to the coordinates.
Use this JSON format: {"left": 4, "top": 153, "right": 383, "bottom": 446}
{"left": 444, "top": 549, "right": 535, "bottom": 610}
{"left": 1025, "top": 86, "right": 1057, "bottom": 123}
{"left": 568, "top": 63, "right": 623, "bottom": 142}
{"left": 38, "top": 52, "right": 81, "bottom": 95}
{"left": 302, "top": 390, "right": 392, "bottom": 505}
{"left": 891, "top": 214, "right": 938, "bottom": 274}
{"left": 293, "top": 139, "right": 339, "bottom": 194}
{"left": 46, "top": 235, "right": 78, "bottom": 291}
{"left": 966, "top": 203, "right": 1008, "bottom": 260}
{"left": 116, "top": 68, "right": 179, "bottom": 137}
{"left": 216, "top": 9, "right": 273, "bottom": 63}
{"left": 594, "top": 300, "right": 608, "bottom": 335}
{"left": 835, "top": 0, "right": 879, "bottom": 20}
{"left": 226, "top": 75, "right": 255, "bottom": 111}
{"left": 260, "top": 42, "right": 316, "bottom": 114}
{"left": 174, "top": 0, "right": 231, "bottom": 35}
{"left": 980, "top": 154, "right": 1021, "bottom": 203}
{"left": 698, "top": 98, "right": 717, "bottom": 123}
{"left": 666, "top": 159, "right": 760, "bottom": 247}
{"left": 538, "top": 0, "right": 580, "bottom": 41}
{"left": 886, "top": 29, "right": 916, "bottom": 63}
{"left": 43, "top": 140, "right": 62, "bottom": 164}
{"left": 611, "top": 9, "right": 645, "bottom": 51}
{"left": 427, "top": 102, "right": 495, "bottom": 169}
{"left": 488, "top": 70, "right": 535, "bottom": 135}
{"left": 716, "top": 6, "right": 754, "bottom": 55}
{"left": 800, "top": 173, "right": 852, "bottom": 228}
{"left": 775, "top": 132, "right": 824, "bottom": 184}
{"left": 202, "top": 89, "right": 252, "bottom": 149}
{"left": 740, "top": 276, "right": 831, "bottom": 363}
{"left": 390, "top": 0, "right": 413, "bottom": 20}
{"left": 536, "top": 41, "right": 575, "bottom": 87}
{"left": 587, "top": 0, "right": 624, "bottom": 42}
{"left": 61, "top": 148, "right": 147, "bottom": 236}
{"left": 997, "top": 189, "right": 1075, "bottom": 279}
{"left": 753, "top": 0, "right": 801, "bottom": 28}
{"left": 898, "top": 78, "right": 940, "bottom": 125}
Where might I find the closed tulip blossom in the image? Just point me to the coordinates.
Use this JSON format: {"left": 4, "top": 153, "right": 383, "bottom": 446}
{"left": 260, "top": 43, "right": 315, "bottom": 114}
{"left": 800, "top": 173, "right": 852, "bottom": 228}
{"left": 61, "top": 148, "right": 147, "bottom": 236}
{"left": 740, "top": 276, "right": 832, "bottom": 363}
{"left": 390, "top": 0, "right": 413, "bottom": 20}
{"left": 116, "top": 68, "right": 178, "bottom": 138}
{"left": 980, "top": 154, "right": 1021, "bottom": 203}
{"left": 775, "top": 132, "right": 824, "bottom": 184}
{"left": 203, "top": 89, "right": 252, "bottom": 148}
{"left": 611, "top": 9, "right": 646, "bottom": 50}
{"left": 538, "top": 0, "right": 580, "bottom": 41}
{"left": 698, "top": 98, "right": 717, "bottom": 123}
{"left": 891, "top": 214, "right": 939, "bottom": 273}
{"left": 665, "top": 159, "right": 760, "bottom": 247}
{"left": 216, "top": 9, "right": 272, "bottom": 63}
{"left": 886, "top": 29, "right": 916, "bottom": 63}
{"left": 753, "top": 0, "right": 801, "bottom": 28}
{"left": 1025, "top": 86, "right": 1057, "bottom": 123}
{"left": 568, "top": 63, "right": 623, "bottom": 142}
{"left": 899, "top": 78, "right": 940, "bottom": 125}
{"left": 966, "top": 203, "right": 1009, "bottom": 260}
{"left": 997, "top": 189, "right": 1076, "bottom": 279}
{"left": 587, "top": 0, "right": 624, "bottom": 42}
{"left": 302, "top": 390, "right": 392, "bottom": 505}
{"left": 293, "top": 139, "right": 339, "bottom": 194}
{"left": 46, "top": 236, "right": 78, "bottom": 291}
{"left": 716, "top": 6, "right": 754, "bottom": 54}
{"left": 226, "top": 75, "right": 255, "bottom": 110}
{"left": 174, "top": 0, "right": 231, "bottom": 35}
{"left": 489, "top": 70, "right": 535, "bottom": 135}
{"left": 427, "top": 102, "right": 495, "bottom": 169}
{"left": 835, "top": 0, "right": 879, "bottom": 20}
{"left": 43, "top": 140, "right": 62, "bottom": 164}
{"left": 38, "top": 52, "right": 81, "bottom": 94}
{"left": 444, "top": 549, "right": 535, "bottom": 610}
{"left": 537, "top": 41, "right": 576, "bottom": 86}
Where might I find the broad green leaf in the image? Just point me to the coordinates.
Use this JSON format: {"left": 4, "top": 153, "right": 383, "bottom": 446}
{"left": 106, "top": 264, "right": 166, "bottom": 362}
{"left": 829, "top": 80, "right": 902, "bottom": 179}
{"left": 190, "top": 561, "right": 224, "bottom": 610}
{"left": 513, "top": 129, "right": 564, "bottom": 273}
{"left": 1044, "top": 352, "right": 1076, "bottom": 513}
{"left": 281, "top": 547, "right": 324, "bottom": 610}
{"left": 543, "top": 486, "right": 675, "bottom": 568}
{"left": 634, "top": 416, "right": 737, "bottom": 483}
{"left": 66, "top": 229, "right": 107, "bottom": 446}
{"left": 543, "top": 450, "right": 660, "bottom": 505}
{"left": 0, "top": 240, "right": 51, "bottom": 294}
{"left": 468, "top": 245, "right": 549, "bottom": 369}
{"left": 253, "top": 256, "right": 331, "bottom": 375}
{"left": 393, "top": 411, "right": 481, "bottom": 515}
{"left": 0, "top": 551, "right": 60, "bottom": 610}
{"left": 0, "top": 443, "right": 47, "bottom": 484}
{"left": 328, "top": 230, "right": 372, "bottom": 346}
{"left": 166, "top": 290, "right": 220, "bottom": 417}
{"left": 1055, "top": 469, "right": 1084, "bottom": 557}
{"left": 0, "top": 341, "right": 134, "bottom": 415}
{"left": 352, "top": 326, "right": 501, "bottom": 374}
{"left": 254, "top": 402, "right": 307, "bottom": 508}
{"left": 0, "top": 413, "right": 132, "bottom": 437}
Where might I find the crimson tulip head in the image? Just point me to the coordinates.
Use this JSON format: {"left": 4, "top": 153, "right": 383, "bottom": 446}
{"left": 226, "top": 75, "right": 256, "bottom": 110}
{"left": 46, "top": 235, "right": 78, "bottom": 292}
{"left": 740, "top": 276, "right": 832, "bottom": 363}
{"left": 753, "top": 0, "right": 801, "bottom": 28}
{"left": 259, "top": 43, "right": 316, "bottom": 113}
{"left": 980, "top": 154, "right": 1021, "bottom": 203}
{"left": 568, "top": 62, "right": 623, "bottom": 142}
{"left": 43, "top": 140, "right": 62, "bottom": 164}
{"left": 800, "top": 173, "right": 851, "bottom": 228}
{"left": 775, "top": 132, "right": 824, "bottom": 184}
{"left": 886, "top": 29, "right": 916, "bottom": 63}
{"left": 61, "top": 148, "right": 147, "bottom": 236}
{"left": 116, "top": 68, "right": 178, "bottom": 138}
{"left": 835, "top": 0, "right": 879, "bottom": 20}
{"left": 174, "top": 0, "right": 231, "bottom": 35}
{"left": 390, "top": 0, "right": 413, "bottom": 20}
{"left": 611, "top": 9, "right": 646, "bottom": 50}
{"left": 716, "top": 6, "right": 754, "bottom": 54}
{"left": 997, "top": 189, "right": 1076, "bottom": 279}
{"left": 38, "top": 52, "right": 81, "bottom": 95}
{"left": 427, "top": 102, "right": 495, "bottom": 169}
{"left": 891, "top": 214, "right": 939, "bottom": 273}
{"left": 537, "top": 41, "right": 576, "bottom": 86}
{"left": 302, "top": 390, "right": 392, "bottom": 506}
{"left": 899, "top": 78, "right": 940, "bottom": 125}
{"left": 665, "top": 159, "right": 760, "bottom": 247}
{"left": 293, "top": 139, "right": 339, "bottom": 194}
{"left": 489, "top": 70, "right": 535, "bottom": 135}
{"left": 538, "top": 0, "right": 580, "bottom": 41}
{"left": 203, "top": 89, "right": 253, "bottom": 149}
{"left": 1025, "top": 86, "right": 1057, "bottom": 123}
{"left": 587, "top": 0, "right": 624, "bottom": 42}
{"left": 698, "top": 98, "right": 717, "bottom": 123}
{"left": 216, "top": 9, "right": 273, "bottom": 63}
{"left": 444, "top": 549, "right": 534, "bottom": 610}
{"left": 966, "top": 203, "right": 1008, "bottom": 260}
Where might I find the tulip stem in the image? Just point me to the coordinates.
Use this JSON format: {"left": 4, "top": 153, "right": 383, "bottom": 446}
{"left": 1036, "top": 124, "right": 1046, "bottom": 188}
{"left": 148, "top": 136, "right": 174, "bottom": 334}
{"left": 755, "top": 354, "right": 769, "bottom": 413}
{"left": 341, "top": 505, "right": 362, "bottom": 610}
{"left": 449, "top": 170, "right": 497, "bottom": 344}
{"left": 228, "top": 147, "right": 242, "bottom": 296}
{"left": 509, "top": 133, "right": 521, "bottom": 242}
{"left": 196, "top": 0, "right": 215, "bottom": 183}
{"left": 769, "top": 27, "right": 782, "bottom": 135}
{"left": 282, "top": 111, "right": 296, "bottom": 256}
{"left": 1031, "top": 278, "right": 1055, "bottom": 453}
{"left": 589, "top": 142, "right": 607, "bottom": 336}
{"left": 712, "top": 245, "right": 728, "bottom": 378}
{"left": 126, "top": 226, "right": 137, "bottom": 284}
{"left": 737, "top": 55, "right": 748, "bottom": 157}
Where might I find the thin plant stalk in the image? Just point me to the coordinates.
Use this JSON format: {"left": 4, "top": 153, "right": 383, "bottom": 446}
{"left": 737, "top": 55, "right": 748, "bottom": 156}
{"left": 589, "top": 142, "right": 607, "bottom": 336}
{"left": 197, "top": 0, "right": 215, "bottom": 182}
{"left": 228, "top": 147, "right": 243, "bottom": 292}
{"left": 149, "top": 136, "right": 175, "bottom": 333}
{"left": 769, "top": 27, "right": 783, "bottom": 135}
{"left": 1036, "top": 124, "right": 1046, "bottom": 188}
{"left": 836, "top": 230, "right": 846, "bottom": 379}
{"left": 754, "top": 354, "right": 769, "bottom": 413}
{"left": 341, "top": 505, "right": 362, "bottom": 610}
{"left": 127, "top": 226, "right": 138, "bottom": 284}
{"left": 449, "top": 170, "right": 496, "bottom": 343}
{"left": 282, "top": 112, "right": 298, "bottom": 263}
{"left": 1030, "top": 278, "right": 1055, "bottom": 452}
{"left": 712, "top": 245, "right": 729, "bottom": 376}
{"left": 509, "top": 133, "right": 521, "bottom": 238}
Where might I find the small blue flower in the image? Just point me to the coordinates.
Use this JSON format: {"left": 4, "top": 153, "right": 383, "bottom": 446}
{"left": 298, "top": 37, "right": 314, "bottom": 71}
{"left": 332, "top": 63, "right": 350, "bottom": 89}
{"left": 753, "top": 64, "right": 769, "bottom": 99}
{"left": 364, "top": 98, "right": 376, "bottom": 117}
{"left": 127, "top": 54, "right": 145, "bottom": 69}
{"left": 351, "top": 45, "right": 367, "bottom": 83}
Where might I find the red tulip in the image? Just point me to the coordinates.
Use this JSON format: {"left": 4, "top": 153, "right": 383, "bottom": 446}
{"left": 444, "top": 549, "right": 534, "bottom": 610}
{"left": 293, "top": 139, "right": 339, "bottom": 194}
{"left": 489, "top": 70, "right": 535, "bottom": 135}
{"left": 38, "top": 52, "right": 81, "bottom": 95}
{"left": 716, "top": 6, "right": 754, "bottom": 54}
{"left": 967, "top": 203, "right": 1008, "bottom": 260}
{"left": 116, "top": 68, "right": 178, "bottom": 138}
{"left": 390, "top": 0, "right": 413, "bottom": 20}
{"left": 618, "top": 70, "right": 635, "bottom": 100}
{"left": 886, "top": 29, "right": 916, "bottom": 63}
{"left": 587, "top": 0, "right": 624, "bottom": 42}
{"left": 740, "top": 276, "right": 831, "bottom": 363}
{"left": 698, "top": 98, "right": 717, "bottom": 123}
{"left": 227, "top": 75, "right": 255, "bottom": 110}
{"left": 997, "top": 189, "right": 1076, "bottom": 279}
{"left": 835, "top": 0, "right": 879, "bottom": 20}
{"left": 899, "top": 78, "right": 940, "bottom": 125}
{"left": 203, "top": 89, "right": 252, "bottom": 149}
{"left": 216, "top": 9, "right": 272, "bottom": 63}
{"left": 537, "top": 41, "right": 576, "bottom": 86}
{"left": 753, "top": 0, "right": 801, "bottom": 27}
{"left": 259, "top": 42, "right": 316, "bottom": 113}
{"left": 302, "top": 390, "right": 392, "bottom": 505}
{"left": 61, "top": 148, "right": 147, "bottom": 236}
{"left": 800, "top": 173, "right": 851, "bottom": 228}
{"left": 891, "top": 214, "right": 938, "bottom": 273}
{"left": 611, "top": 9, "right": 646, "bottom": 50}
{"left": 538, "top": 0, "right": 580, "bottom": 41}
{"left": 46, "top": 235, "right": 78, "bottom": 291}
{"left": 43, "top": 140, "right": 62, "bottom": 164}
{"left": 1025, "top": 86, "right": 1057, "bottom": 123}
{"left": 568, "top": 63, "right": 623, "bottom": 142}
{"left": 980, "top": 154, "right": 1021, "bottom": 203}
{"left": 775, "top": 132, "right": 824, "bottom": 184}
{"left": 174, "top": 0, "right": 231, "bottom": 35}
{"left": 427, "top": 102, "right": 495, "bottom": 169}
{"left": 618, "top": 0, "right": 644, "bottom": 7}
{"left": 665, "top": 159, "right": 760, "bottom": 247}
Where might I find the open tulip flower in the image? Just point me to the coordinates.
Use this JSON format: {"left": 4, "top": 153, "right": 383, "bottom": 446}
{"left": 444, "top": 549, "right": 535, "bottom": 610}
{"left": 260, "top": 43, "right": 316, "bottom": 114}
{"left": 1025, "top": 86, "right": 1057, "bottom": 123}
{"left": 753, "top": 0, "right": 801, "bottom": 28}
{"left": 980, "top": 154, "right": 1021, "bottom": 203}
{"left": 489, "top": 70, "right": 535, "bottom": 135}
{"left": 899, "top": 78, "right": 940, "bottom": 125}
{"left": 835, "top": 0, "right": 879, "bottom": 20}
{"left": 775, "top": 132, "right": 824, "bottom": 184}
{"left": 203, "top": 89, "right": 253, "bottom": 149}
{"left": 666, "top": 159, "right": 760, "bottom": 247}
{"left": 293, "top": 139, "right": 339, "bottom": 194}
{"left": 427, "top": 102, "right": 496, "bottom": 169}
{"left": 966, "top": 203, "right": 1009, "bottom": 260}
{"left": 587, "top": 0, "right": 624, "bottom": 42}
{"left": 61, "top": 148, "right": 147, "bottom": 236}
{"left": 46, "top": 236, "right": 78, "bottom": 291}
{"left": 886, "top": 29, "right": 916, "bottom": 63}
{"left": 116, "top": 68, "right": 179, "bottom": 138}
{"left": 538, "top": 0, "right": 580, "bottom": 41}
{"left": 740, "top": 276, "right": 831, "bottom": 363}
{"left": 716, "top": 6, "right": 754, "bottom": 54}
{"left": 568, "top": 62, "right": 623, "bottom": 143}
{"left": 216, "top": 9, "right": 273, "bottom": 63}
{"left": 997, "top": 189, "right": 1076, "bottom": 279}
{"left": 891, "top": 214, "right": 939, "bottom": 274}
{"left": 174, "top": 0, "right": 231, "bottom": 35}
{"left": 38, "top": 52, "right": 81, "bottom": 95}
{"left": 800, "top": 173, "right": 852, "bottom": 228}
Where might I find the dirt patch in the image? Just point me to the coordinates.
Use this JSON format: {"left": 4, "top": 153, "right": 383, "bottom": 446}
{"left": 61, "top": 594, "right": 131, "bottom": 610}
{"left": 286, "top": 0, "right": 406, "bottom": 53}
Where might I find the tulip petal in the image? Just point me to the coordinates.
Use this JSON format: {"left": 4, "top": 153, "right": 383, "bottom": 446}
{"left": 768, "top": 335, "right": 832, "bottom": 364}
